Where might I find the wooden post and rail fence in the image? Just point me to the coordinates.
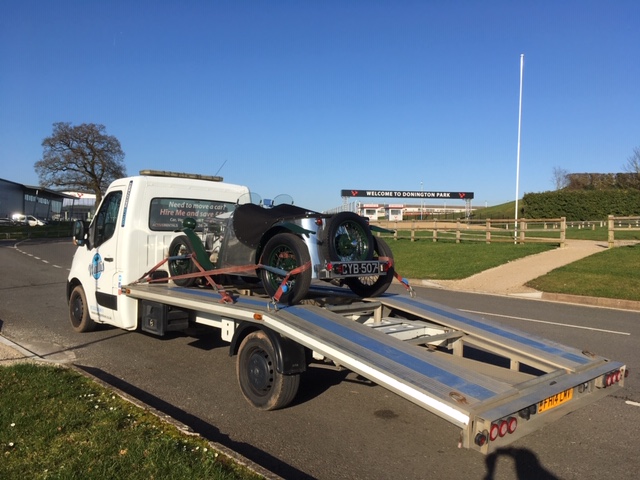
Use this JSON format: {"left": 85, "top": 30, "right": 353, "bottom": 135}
{"left": 371, "top": 215, "right": 640, "bottom": 248}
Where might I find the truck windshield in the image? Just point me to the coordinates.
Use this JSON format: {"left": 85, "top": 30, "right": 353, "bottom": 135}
{"left": 149, "top": 198, "right": 236, "bottom": 231}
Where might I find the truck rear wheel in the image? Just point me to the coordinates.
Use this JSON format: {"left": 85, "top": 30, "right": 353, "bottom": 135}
{"left": 168, "top": 235, "right": 197, "bottom": 287}
{"left": 237, "top": 330, "right": 300, "bottom": 410}
{"left": 260, "top": 233, "right": 311, "bottom": 305}
{"left": 69, "top": 285, "right": 96, "bottom": 332}
{"left": 345, "top": 237, "right": 395, "bottom": 297}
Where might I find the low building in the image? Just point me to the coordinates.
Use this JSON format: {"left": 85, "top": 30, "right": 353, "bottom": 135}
{"left": 0, "top": 177, "right": 76, "bottom": 222}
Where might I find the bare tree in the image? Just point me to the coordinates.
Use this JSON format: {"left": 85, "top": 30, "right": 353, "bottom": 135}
{"left": 551, "top": 166, "right": 570, "bottom": 190}
{"left": 623, "top": 147, "right": 640, "bottom": 175}
{"left": 35, "top": 122, "right": 126, "bottom": 205}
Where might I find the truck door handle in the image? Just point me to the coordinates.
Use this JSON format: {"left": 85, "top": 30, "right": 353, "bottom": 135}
{"left": 104, "top": 257, "right": 114, "bottom": 262}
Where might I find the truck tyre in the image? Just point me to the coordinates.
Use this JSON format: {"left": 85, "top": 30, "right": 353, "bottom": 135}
{"left": 168, "top": 235, "right": 197, "bottom": 287}
{"left": 322, "top": 212, "right": 373, "bottom": 261}
{"left": 237, "top": 330, "right": 300, "bottom": 410}
{"left": 260, "top": 233, "right": 311, "bottom": 305}
{"left": 69, "top": 285, "right": 96, "bottom": 333}
{"left": 345, "top": 237, "right": 395, "bottom": 298}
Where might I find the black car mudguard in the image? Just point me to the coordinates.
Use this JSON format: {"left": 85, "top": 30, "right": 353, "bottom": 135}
{"left": 232, "top": 203, "right": 319, "bottom": 248}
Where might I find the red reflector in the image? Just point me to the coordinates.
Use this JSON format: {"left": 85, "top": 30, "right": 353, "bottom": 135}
{"left": 498, "top": 420, "right": 508, "bottom": 437}
{"left": 507, "top": 417, "right": 517, "bottom": 434}
{"left": 474, "top": 432, "right": 488, "bottom": 447}
{"left": 315, "top": 218, "right": 323, "bottom": 226}
{"left": 489, "top": 423, "right": 500, "bottom": 441}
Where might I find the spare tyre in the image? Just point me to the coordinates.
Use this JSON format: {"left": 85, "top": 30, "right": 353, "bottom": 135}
{"left": 344, "top": 237, "right": 394, "bottom": 298}
{"left": 321, "top": 212, "right": 373, "bottom": 262}
{"left": 168, "top": 235, "right": 198, "bottom": 287}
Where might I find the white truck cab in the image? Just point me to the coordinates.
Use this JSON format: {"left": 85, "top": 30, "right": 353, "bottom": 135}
{"left": 67, "top": 170, "right": 250, "bottom": 331}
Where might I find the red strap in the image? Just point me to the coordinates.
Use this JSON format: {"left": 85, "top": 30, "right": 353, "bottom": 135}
{"left": 272, "top": 261, "right": 312, "bottom": 303}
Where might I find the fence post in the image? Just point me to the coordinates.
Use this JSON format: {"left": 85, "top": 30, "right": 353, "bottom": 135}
{"left": 456, "top": 221, "right": 461, "bottom": 243}
{"left": 486, "top": 219, "right": 491, "bottom": 244}
{"left": 560, "top": 217, "right": 566, "bottom": 248}
{"left": 411, "top": 222, "right": 415, "bottom": 242}
{"left": 608, "top": 215, "right": 614, "bottom": 248}
{"left": 433, "top": 220, "right": 438, "bottom": 242}
{"left": 519, "top": 220, "right": 526, "bottom": 244}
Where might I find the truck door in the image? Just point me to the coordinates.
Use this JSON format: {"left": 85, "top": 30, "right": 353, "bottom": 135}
{"left": 86, "top": 189, "right": 123, "bottom": 322}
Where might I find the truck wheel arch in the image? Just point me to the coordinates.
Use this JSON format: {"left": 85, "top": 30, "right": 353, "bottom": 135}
{"left": 229, "top": 323, "right": 307, "bottom": 375}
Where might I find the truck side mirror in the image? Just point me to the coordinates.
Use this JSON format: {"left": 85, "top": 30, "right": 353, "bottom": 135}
{"left": 72, "top": 220, "right": 90, "bottom": 248}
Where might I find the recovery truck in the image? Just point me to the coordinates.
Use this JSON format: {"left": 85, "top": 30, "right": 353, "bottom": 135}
{"left": 67, "top": 170, "right": 627, "bottom": 454}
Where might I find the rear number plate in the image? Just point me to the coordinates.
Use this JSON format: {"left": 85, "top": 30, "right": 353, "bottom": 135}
{"left": 538, "top": 388, "right": 574, "bottom": 413}
{"left": 342, "top": 262, "right": 383, "bottom": 276}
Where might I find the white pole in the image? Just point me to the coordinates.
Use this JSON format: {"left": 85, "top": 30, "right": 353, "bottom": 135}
{"left": 514, "top": 54, "right": 524, "bottom": 242}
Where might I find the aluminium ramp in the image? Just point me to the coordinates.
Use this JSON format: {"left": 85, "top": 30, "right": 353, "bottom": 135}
{"left": 125, "top": 285, "right": 626, "bottom": 452}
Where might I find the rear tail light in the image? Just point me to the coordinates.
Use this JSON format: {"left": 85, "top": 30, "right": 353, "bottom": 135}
{"left": 480, "top": 416, "right": 519, "bottom": 446}
{"left": 489, "top": 423, "right": 500, "bottom": 442}
{"left": 598, "top": 368, "right": 625, "bottom": 389}
{"left": 507, "top": 417, "right": 517, "bottom": 434}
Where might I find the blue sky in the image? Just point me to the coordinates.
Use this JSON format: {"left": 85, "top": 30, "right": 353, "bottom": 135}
{"left": 1, "top": 0, "right": 638, "bottom": 212}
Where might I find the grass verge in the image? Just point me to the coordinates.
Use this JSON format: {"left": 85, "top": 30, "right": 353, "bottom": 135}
{"left": 526, "top": 244, "right": 640, "bottom": 301}
{"left": 0, "top": 363, "right": 261, "bottom": 480}
{"left": 385, "top": 238, "right": 639, "bottom": 301}
{"left": 386, "top": 239, "right": 555, "bottom": 280}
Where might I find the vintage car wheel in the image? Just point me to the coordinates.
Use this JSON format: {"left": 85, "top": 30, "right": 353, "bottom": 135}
{"left": 236, "top": 330, "right": 300, "bottom": 410}
{"left": 345, "top": 237, "right": 395, "bottom": 297}
{"left": 168, "top": 235, "right": 198, "bottom": 287}
{"left": 322, "top": 212, "right": 373, "bottom": 261}
{"left": 260, "top": 233, "right": 312, "bottom": 305}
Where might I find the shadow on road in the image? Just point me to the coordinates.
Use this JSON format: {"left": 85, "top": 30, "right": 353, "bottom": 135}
{"left": 75, "top": 365, "right": 315, "bottom": 479}
{"left": 483, "top": 447, "right": 559, "bottom": 480}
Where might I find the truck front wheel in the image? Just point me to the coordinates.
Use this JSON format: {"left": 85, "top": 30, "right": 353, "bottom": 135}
{"left": 237, "top": 330, "right": 300, "bottom": 410}
{"left": 69, "top": 285, "right": 96, "bottom": 333}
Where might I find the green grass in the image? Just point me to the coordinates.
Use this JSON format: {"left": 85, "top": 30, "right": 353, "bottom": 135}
{"left": 386, "top": 239, "right": 555, "bottom": 280}
{"left": 526, "top": 244, "right": 640, "bottom": 301}
{"left": 0, "top": 222, "right": 73, "bottom": 240}
{"left": 384, "top": 237, "right": 639, "bottom": 301}
{"left": 0, "top": 363, "right": 260, "bottom": 480}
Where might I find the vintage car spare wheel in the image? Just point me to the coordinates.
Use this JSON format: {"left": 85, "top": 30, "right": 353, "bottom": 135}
{"left": 322, "top": 212, "right": 374, "bottom": 261}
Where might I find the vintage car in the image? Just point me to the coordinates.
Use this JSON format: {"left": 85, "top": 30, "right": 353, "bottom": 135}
{"left": 167, "top": 194, "right": 395, "bottom": 304}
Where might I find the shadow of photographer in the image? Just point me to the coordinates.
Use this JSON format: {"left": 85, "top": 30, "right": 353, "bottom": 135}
{"left": 484, "top": 447, "right": 560, "bottom": 480}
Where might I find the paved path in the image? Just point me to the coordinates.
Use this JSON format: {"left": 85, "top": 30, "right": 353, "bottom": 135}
{"left": 419, "top": 239, "right": 640, "bottom": 310}
{"left": 421, "top": 239, "right": 608, "bottom": 295}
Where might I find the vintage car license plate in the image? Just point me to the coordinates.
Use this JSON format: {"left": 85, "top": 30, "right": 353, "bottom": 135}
{"left": 538, "top": 388, "right": 574, "bottom": 413}
{"left": 341, "top": 261, "right": 383, "bottom": 276}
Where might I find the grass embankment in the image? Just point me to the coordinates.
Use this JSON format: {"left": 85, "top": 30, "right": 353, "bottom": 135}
{"left": 386, "top": 238, "right": 639, "bottom": 301}
{"left": 0, "top": 363, "right": 260, "bottom": 480}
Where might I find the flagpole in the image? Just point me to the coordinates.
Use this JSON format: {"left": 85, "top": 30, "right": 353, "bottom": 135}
{"left": 514, "top": 53, "right": 524, "bottom": 243}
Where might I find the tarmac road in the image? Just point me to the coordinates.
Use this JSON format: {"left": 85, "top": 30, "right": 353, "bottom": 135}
{"left": 1, "top": 238, "right": 639, "bottom": 480}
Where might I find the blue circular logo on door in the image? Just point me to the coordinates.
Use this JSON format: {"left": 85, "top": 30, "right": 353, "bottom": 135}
{"left": 90, "top": 253, "right": 104, "bottom": 279}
